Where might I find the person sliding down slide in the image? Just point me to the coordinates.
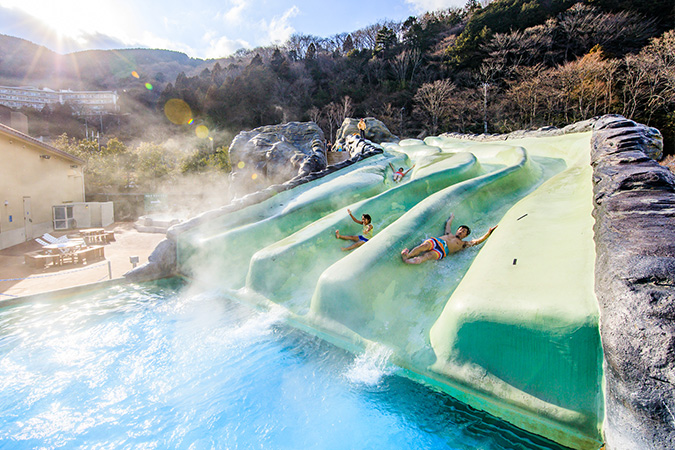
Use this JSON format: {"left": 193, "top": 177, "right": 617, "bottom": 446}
{"left": 389, "top": 163, "right": 415, "bottom": 182}
{"left": 401, "top": 213, "right": 497, "bottom": 264}
{"left": 335, "top": 209, "right": 373, "bottom": 251}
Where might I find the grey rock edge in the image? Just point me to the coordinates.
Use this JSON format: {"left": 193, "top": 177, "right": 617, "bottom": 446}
{"left": 124, "top": 115, "right": 674, "bottom": 448}
{"left": 591, "top": 115, "right": 674, "bottom": 450}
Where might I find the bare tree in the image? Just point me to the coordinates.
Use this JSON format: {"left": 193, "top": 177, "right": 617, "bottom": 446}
{"left": 621, "top": 31, "right": 675, "bottom": 124}
{"left": 414, "top": 79, "right": 456, "bottom": 135}
{"left": 353, "top": 23, "right": 383, "bottom": 50}
{"left": 506, "top": 64, "right": 547, "bottom": 128}
{"left": 391, "top": 49, "right": 423, "bottom": 89}
{"left": 284, "top": 33, "right": 322, "bottom": 60}
{"left": 308, "top": 106, "right": 321, "bottom": 123}
{"left": 321, "top": 102, "right": 341, "bottom": 142}
{"left": 340, "top": 95, "right": 354, "bottom": 121}
{"left": 476, "top": 59, "right": 503, "bottom": 133}
{"left": 558, "top": 4, "right": 656, "bottom": 61}
{"left": 326, "top": 33, "right": 350, "bottom": 55}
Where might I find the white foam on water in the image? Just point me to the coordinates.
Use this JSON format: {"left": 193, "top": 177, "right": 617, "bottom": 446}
{"left": 343, "top": 342, "right": 394, "bottom": 386}
{"left": 224, "top": 303, "right": 287, "bottom": 344}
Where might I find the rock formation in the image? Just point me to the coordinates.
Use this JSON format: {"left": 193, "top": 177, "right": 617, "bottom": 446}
{"left": 591, "top": 115, "right": 674, "bottom": 449}
{"left": 341, "top": 134, "right": 384, "bottom": 158}
{"left": 335, "top": 117, "right": 398, "bottom": 145}
{"left": 124, "top": 238, "right": 177, "bottom": 282}
{"left": 228, "top": 121, "right": 327, "bottom": 193}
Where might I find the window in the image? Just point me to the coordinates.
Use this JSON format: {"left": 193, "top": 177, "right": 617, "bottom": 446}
{"left": 53, "top": 205, "right": 75, "bottom": 230}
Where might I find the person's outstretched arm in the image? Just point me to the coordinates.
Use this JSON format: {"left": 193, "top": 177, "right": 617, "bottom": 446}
{"left": 388, "top": 162, "right": 395, "bottom": 171}
{"left": 444, "top": 213, "right": 455, "bottom": 235}
{"left": 347, "top": 209, "right": 363, "bottom": 224}
{"left": 403, "top": 164, "right": 415, "bottom": 176}
{"left": 466, "top": 226, "right": 498, "bottom": 247}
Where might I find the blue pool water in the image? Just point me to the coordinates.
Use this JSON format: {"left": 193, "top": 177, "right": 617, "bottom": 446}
{"left": 0, "top": 280, "right": 567, "bottom": 449}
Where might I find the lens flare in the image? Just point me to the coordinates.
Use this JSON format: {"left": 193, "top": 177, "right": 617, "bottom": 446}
{"left": 145, "top": 83, "right": 153, "bottom": 90}
{"left": 237, "top": 161, "right": 245, "bottom": 169}
{"left": 251, "top": 173, "right": 258, "bottom": 180}
{"left": 195, "top": 125, "right": 209, "bottom": 138}
{"left": 164, "top": 99, "right": 193, "bottom": 125}
{"left": 131, "top": 71, "right": 139, "bottom": 78}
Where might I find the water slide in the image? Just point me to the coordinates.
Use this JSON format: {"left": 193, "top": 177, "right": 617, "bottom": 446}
{"left": 176, "top": 132, "right": 602, "bottom": 449}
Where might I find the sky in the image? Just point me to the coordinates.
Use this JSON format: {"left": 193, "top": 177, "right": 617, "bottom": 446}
{"left": 0, "top": 0, "right": 467, "bottom": 60}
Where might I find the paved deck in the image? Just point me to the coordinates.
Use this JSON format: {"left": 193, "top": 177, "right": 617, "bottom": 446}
{"left": 0, "top": 222, "right": 166, "bottom": 299}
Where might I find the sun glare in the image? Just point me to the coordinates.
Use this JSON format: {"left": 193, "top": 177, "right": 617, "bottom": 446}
{"left": 5, "top": 0, "right": 134, "bottom": 49}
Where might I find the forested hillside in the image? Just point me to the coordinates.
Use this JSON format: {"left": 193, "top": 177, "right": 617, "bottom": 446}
{"left": 2, "top": 0, "right": 673, "bottom": 150}
{"left": 157, "top": 0, "right": 674, "bottom": 151}
{"left": 1, "top": 0, "right": 673, "bottom": 199}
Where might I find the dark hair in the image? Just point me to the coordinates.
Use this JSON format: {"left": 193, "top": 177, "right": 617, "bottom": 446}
{"left": 398, "top": 167, "right": 404, "bottom": 172}
{"left": 458, "top": 225, "right": 471, "bottom": 235}
{"left": 362, "top": 214, "right": 372, "bottom": 223}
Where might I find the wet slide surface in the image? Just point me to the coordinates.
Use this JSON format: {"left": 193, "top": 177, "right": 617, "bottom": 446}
{"left": 177, "top": 132, "right": 602, "bottom": 449}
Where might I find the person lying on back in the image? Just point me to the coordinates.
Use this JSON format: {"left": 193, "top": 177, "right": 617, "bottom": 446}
{"left": 401, "top": 213, "right": 497, "bottom": 264}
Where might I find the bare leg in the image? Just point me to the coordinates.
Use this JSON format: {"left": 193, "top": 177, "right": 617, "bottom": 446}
{"left": 406, "top": 240, "right": 433, "bottom": 258}
{"left": 336, "top": 230, "right": 359, "bottom": 242}
{"left": 342, "top": 241, "right": 365, "bottom": 251}
{"left": 404, "top": 251, "right": 439, "bottom": 264}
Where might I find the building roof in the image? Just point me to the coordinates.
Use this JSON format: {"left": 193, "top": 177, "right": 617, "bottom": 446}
{"left": 0, "top": 122, "right": 84, "bottom": 164}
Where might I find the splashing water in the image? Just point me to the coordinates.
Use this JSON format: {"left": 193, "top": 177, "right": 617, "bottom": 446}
{"left": 344, "top": 342, "right": 394, "bottom": 386}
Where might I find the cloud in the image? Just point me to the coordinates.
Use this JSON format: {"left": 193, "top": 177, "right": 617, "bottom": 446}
{"left": 203, "top": 34, "right": 251, "bottom": 59}
{"left": 404, "top": 0, "right": 466, "bottom": 13}
{"left": 259, "top": 6, "right": 299, "bottom": 45}
{"left": 66, "top": 31, "right": 129, "bottom": 51}
{"left": 222, "top": 0, "right": 248, "bottom": 25}
{"left": 0, "top": 5, "right": 59, "bottom": 48}
{"left": 134, "top": 30, "right": 199, "bottom": 55}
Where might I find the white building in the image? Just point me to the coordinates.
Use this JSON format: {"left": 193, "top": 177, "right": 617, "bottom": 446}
{"left": 0, "top": 86, "right": 119, "bottom": 114}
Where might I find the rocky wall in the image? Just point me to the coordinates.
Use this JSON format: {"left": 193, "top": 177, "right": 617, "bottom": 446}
{"left": 591, "top": 115, "right": 675, "bottom": 449}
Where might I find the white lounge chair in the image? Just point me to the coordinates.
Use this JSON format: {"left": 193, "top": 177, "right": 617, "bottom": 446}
{"left": 42, "top": 233, "right": 59, "bottom": 244}
{"left": 42, "top": 233, "right": 69, "bottom": 244}
{"left": 35, "top": 238, "right": 50, "bottom": 247}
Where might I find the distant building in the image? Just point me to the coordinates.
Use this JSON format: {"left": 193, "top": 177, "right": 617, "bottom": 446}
{"left": 0, "top": 122, "right": 114, "bottom": 250}
{"left": 0, "top": 85, "right": 119, "bottom": 114}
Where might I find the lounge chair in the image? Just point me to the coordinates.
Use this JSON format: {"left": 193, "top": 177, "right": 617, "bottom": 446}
{"left": 42, "top": 233, "right": 58, "bottom": 243}
{"left": 35, "top": 238, "right": 50, "bottom": 247}
{"left": 42, "top": 233, "right": 69, "bottom": 244}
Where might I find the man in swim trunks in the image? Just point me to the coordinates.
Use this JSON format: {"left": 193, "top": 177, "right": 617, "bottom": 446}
{"left": 401, "top": 213, "right": 497, "bottom": 264}
{"left": 335, "top": 209, "right": 373, "bottom": 251}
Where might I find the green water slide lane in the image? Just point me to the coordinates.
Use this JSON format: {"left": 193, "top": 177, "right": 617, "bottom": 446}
{"left": 428, "top": 152, "right": 602, "bottom": 448}
{"left": 245, "top": 151, "right": 483, "bottom": 312}
{"left": 307, "top": 145, "right": 548, "bottom": 360}
{"left": 174, "top": 132, "right": 601, "bottom": 450}
{"left": 177, "top": 154, "right": 400, "bottom": 284}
